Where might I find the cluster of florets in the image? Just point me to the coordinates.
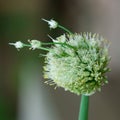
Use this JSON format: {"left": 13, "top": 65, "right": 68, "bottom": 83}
{"left": 44, "top": 33, "right": 110, "bottom": 95}
{"left": 9, "top": 19, "right": 110, "bottom": 96}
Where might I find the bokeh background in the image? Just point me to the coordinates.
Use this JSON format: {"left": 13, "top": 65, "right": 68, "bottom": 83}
{"left": 0, "top": 0, "right": 120, "bottom": 120}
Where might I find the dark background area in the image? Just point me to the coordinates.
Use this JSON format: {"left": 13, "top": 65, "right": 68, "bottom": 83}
{"left": 0, "top": 0, "right": 120, "bottom": 120}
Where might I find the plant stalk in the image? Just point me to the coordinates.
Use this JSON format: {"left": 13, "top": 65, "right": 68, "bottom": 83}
{"left": 78, "top": 95, "right": 89, "bottom": 120}
{"left": 58, "top": 25, "right": 73, "bottom": 34}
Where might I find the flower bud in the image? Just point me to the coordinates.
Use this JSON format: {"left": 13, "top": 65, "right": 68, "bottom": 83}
{"left": 9, "top": 41, "right": 24, "bottom": 50}
{"left": 42, "top": 18, "right": 58, "bottom": 29}
{"left": 28, "top": 40, "right": 41, "bottom": 50}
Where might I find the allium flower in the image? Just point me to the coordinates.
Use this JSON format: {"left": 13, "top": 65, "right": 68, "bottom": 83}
{"left": 9, "top": 41, "right": 24, "bottom": 50}
{"left": 42, "top": 18, "right": 58, "bottom": 29}
{"left": 44, "top": 33, "right": 110, "bottom": 95}
{"left": 9, "top": 19, "right": 110, "bottom": 96}
{"left": 9, "top": 19, "right": 111, "bottom": 120}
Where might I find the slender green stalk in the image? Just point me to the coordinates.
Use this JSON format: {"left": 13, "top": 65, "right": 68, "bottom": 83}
{"left": 42, "top": 42, "right": 75, "bottom": 49}
{"left": 37, "top": 47, "right": 50, "bottom": 51}
{"left": 58, "top": 25, "right": 73, "bottom": 34}
{"left": 78, "top": 95, "right": 89, "bottom": 120}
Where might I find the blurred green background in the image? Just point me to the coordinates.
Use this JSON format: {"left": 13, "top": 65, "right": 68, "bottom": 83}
{"left": 0, "top": 0, "right": 120, "bottom": 120}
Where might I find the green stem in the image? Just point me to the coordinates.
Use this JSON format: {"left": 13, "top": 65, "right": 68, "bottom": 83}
{"left": 78, "top": 95, "right": 89, "bottom": 120}
{"left": 42, "top": 42, "right": 75, "bottom": 49}
{"left": 37, "top": 47, "right": 50, "bottom": 51}
{"left": 58, "top": 25, "right": 73, "bottom": 34}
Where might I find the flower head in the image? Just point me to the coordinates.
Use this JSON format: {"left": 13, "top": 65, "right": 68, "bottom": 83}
{"left": 9, "top": 18, "right": 111, "bottom": 96}
{"left": 42, "top": 18, "right": 58, "bottom": 29}
{"left": 44, "top": 33, "right": 110, "bottom": 95}
{"left": 9, "top": 41, "right": 24, "bottom": 50}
